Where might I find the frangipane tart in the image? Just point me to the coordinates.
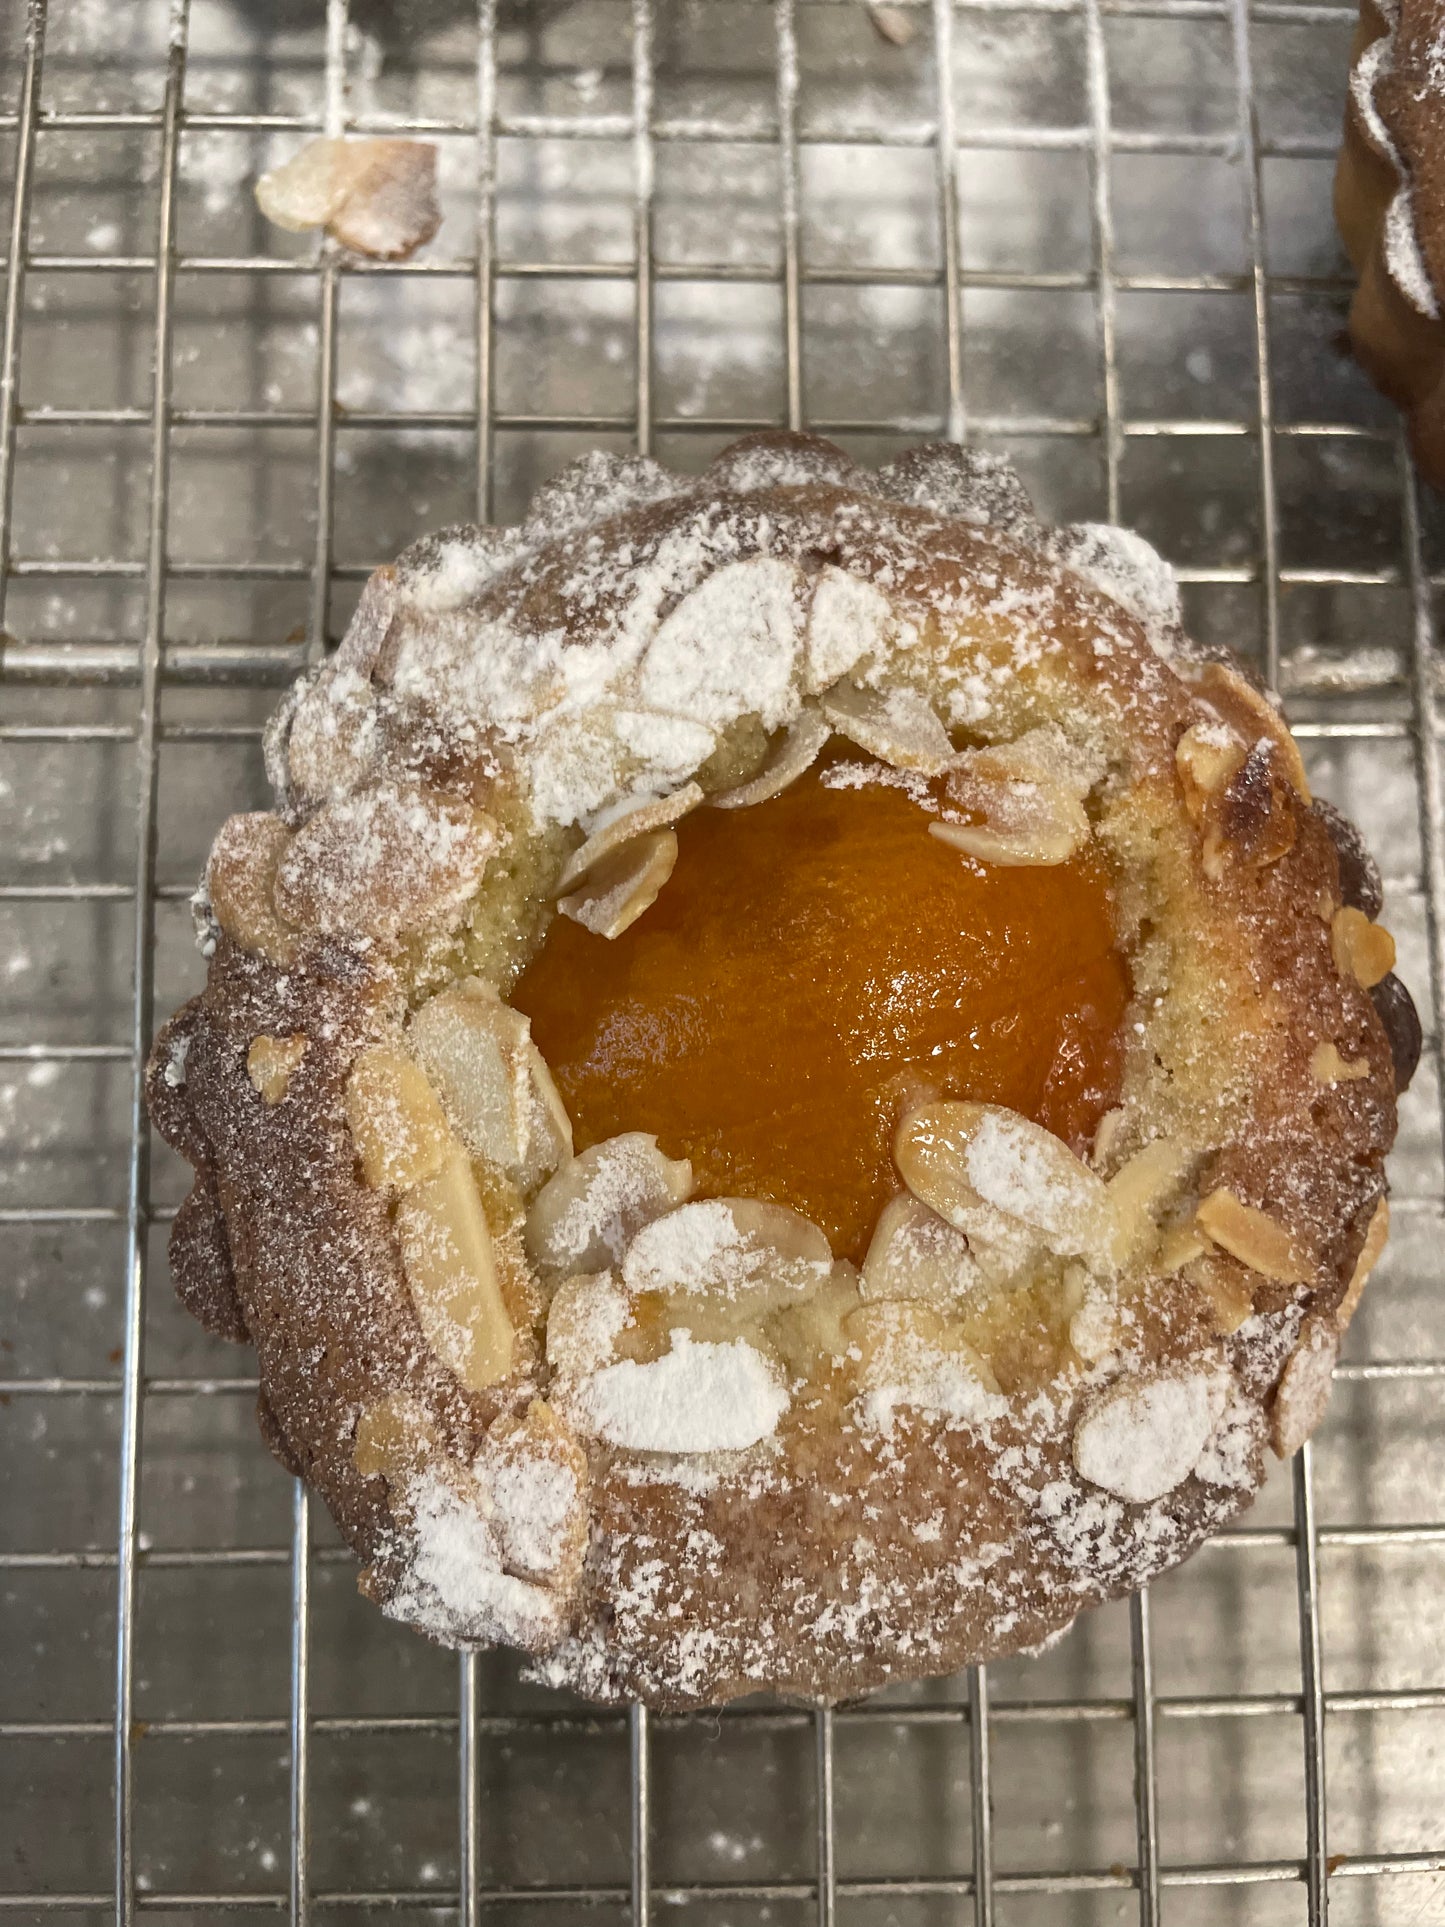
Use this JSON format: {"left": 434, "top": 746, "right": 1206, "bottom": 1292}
{"left": 146, "top": 432, "right": 1416, "bottom": 1709}
{"left": 1335, "top": 0, "right": 1445, "bottom": 484}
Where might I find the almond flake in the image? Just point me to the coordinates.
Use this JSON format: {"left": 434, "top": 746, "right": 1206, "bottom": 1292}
{"left": 246, "top": 1033, "right": 308, "bottom": 1106}
{"left": 1330, "top": 906, "right": 1396, "bottom": 989}
{"left": 556, "top": 783, "right": 702, "bottom": 893}
{"left": 708, "top": 709, "right": 831, "bottom": 809}
{"left": 557, "top": 828, "right": 678, "bottom": 939}
{"left": 1194, "top": 1187, "right": 1311, "bottom": 1285}
{"left": 1310, "top": 1040, "right": 1371, "bottom": 1085}
{"left": 820, "top": 679, "right": 954, "bottom": 773}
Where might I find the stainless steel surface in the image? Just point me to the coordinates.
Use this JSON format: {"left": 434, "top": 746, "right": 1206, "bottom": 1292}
{"left": 1, "top": 0, "right": 1443, "bottom": 1919}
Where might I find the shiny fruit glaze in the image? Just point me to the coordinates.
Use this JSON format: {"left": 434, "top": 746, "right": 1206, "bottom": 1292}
{"left": 514, "top": 761, "right": 1129, "bottom": 1261}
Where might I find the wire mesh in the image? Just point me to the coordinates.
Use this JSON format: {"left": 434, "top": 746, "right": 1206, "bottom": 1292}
{"left": 1, "top": 0, "right": 1443, "bottom": 1920}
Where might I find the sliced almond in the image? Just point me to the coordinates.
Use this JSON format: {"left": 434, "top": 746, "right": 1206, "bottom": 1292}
{"left": 557, "top": 828, "right": 677, "bottom": 939}
{"left": 621, "top": 1197, "right": 832, "bottom": 1299}
{"left": 567, "top": 1333, "right": 789, "bottom": 1453}
{"left": 1175, "top": 721, "right": 1247, "bottom": 824}
{"left": 545, "top": 1270, "right": 631, "bottom": 1376}
{"left": 845, "top": 1300, "right": 1003, "bottom": 1424}
{"left": 1330, "top": 906, "right": 1396, "bottom": 989}
{"left": 949, "top": 728, "right": 1101, "bottom": 800}
{"left": 353, "top": 1390, "right": 442, "bottom": 1486}
{"left": 274, "top": 786, "right": 498, "bottom": 942}
{"left": 526, "top": 1133, "right": 694, "bottom": 1275}
{"left": 1158, "top": 1221, "right": 1209, "bottom": 1273}
{"left": 1194, "top": 1187, "right": 1311, "bottom": 1286}
{"left": 820, "top": 679, "right": 954, "bottom": 774}
{"left": 474, "top": 1401, "right": 589, "bottom": 1588}
{"left": 346, "top": 1046, "right": 453, "bottom": 1193}
{"left": 894, "top": 1102, "right": 1107, "bottom": 1260}
{"left": 257, "top": 136, "right": 440, "bottom": 262}
{"left": 246, "top": 1033, "right": 308, "bottom": 1106}
{"left": 1100, "top": 1138, "right": 1192, "bottom": 1267}
{"left": 556, "top": 783, "right": 702, "bottom": 894}
{"left": 767, "top": 1261, "right": 863, "bottom": 1375}
{"left": 1336, "top": 1196, "right": 1388, "bottom": 1332}
{"left": 1073, "top": 1369, "right": 1229, "bottom": 1503}
{"left": 409, "top": 978, "right": 571, "bottom": 1189}
{"left": 929, "top": 775, "right": 1088, "bottom": 868}
{"left": 1270, "top": 1318, "right": 1339, "bottom": 1459}
{"left": 709, "top": 709, "right": 831, "bottom": 809}
{"left": 1310, "top": 1040, "right": 1371, "bottom": 1085}
{"left": 1189, "top": 1251, "right": 1256, "bottom": 1335}
{"left": 1189, "top": 661, "right": 1311, "bottom": 802}
{"left": 206, "top": 812, "right": 297, "bottom": 964}
{"left": 395, "top": 1148, "right": 515, "bottom": 1391}
{"left": 860, "top": 1193, "right": 983, "bottom": 1306}
{"left": 286, "top": 670, "right": 379, "bottom": 803}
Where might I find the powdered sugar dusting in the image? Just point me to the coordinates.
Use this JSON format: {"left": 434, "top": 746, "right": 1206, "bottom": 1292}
{"left": 570, "top": 1334, "right": 790, "bottom": 1453}
{"left": 385, "top": 1473, "right": 565, "bottom": 1648}
{"left": 1071, "top": 1370, "right": 1230, "bottom": 1505}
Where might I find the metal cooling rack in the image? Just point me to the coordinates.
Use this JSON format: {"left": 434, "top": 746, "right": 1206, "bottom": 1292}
{"left": 2, "top": 0, "right": 1444, "bottom": 1919}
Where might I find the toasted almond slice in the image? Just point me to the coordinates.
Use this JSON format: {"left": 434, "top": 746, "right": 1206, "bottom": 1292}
{"left": 527, "top": 1133, "right": 694, "bottom": 1275}
{"left": 949, "top": 727, "right": 1101, "bottom": 800}
{"left": 286, "top": 670, "right": 379, "bottom": 803}
{"left": 545, "top": 1270, "right": 631, "bottom": 1375}
{"left": 558, "top": 829, "right": 677, "bottom": 939}
{"left": 820, "top": 679, "right": 954, "bottom": 773}
{"left": 1336, "top": 1196, "right": 1388, "bottom": 1332}
{"left": 1195, "top": 1187, "right": 1311, "bottom": 1285}
{"left": 1330, "top": 906, "right": 1396, "bottom": 989}
{"left": 1158, "top": 1222, "right": 1209, "bottom": 1273}
{"left": 274, "top": 786, "right": 498, "bottom": 941}
{"left": 556, "top": 783, "right": 702, "bottom": 894}
{"left": 353, "top": 1391, "right": 442, "bottom": 1485}
{"left": 860, "top": 1193, "right": 983, "bottom": 1306}
{"left": 844, "top": 1300, "right": 1003, "bottom": 1424}
{"left": 567, "top": 1333, "right": 789, "bottom": 1453}
{"left": 1190, "top": 1251, "right": 1256, "bottom": 1334}
{"left": 346, "top": 1046, "right": 454, "bottom": 1193}
{"left": 395, "top": 1148, "right": 515, "bottom": 1391}
{"left": 709, "top": 709, "right": 832, "bottom": 809}
{"left": 246, "top": 1033, "right": 308, "bottom": 1106}
{"left": 621, "top": 1197, "right": 832, "bottom": 1299}
{"left": 1073, "top": 1368, "right": 1230, "bottom": 1503}
{"left": 894, "top": 1102, "right": 1107, "bottom": 1258}
{"left": 1175, "top": 720, "right": 1247, "bottom": 823}
{"left": 409, "top": 979, "right": 571, "bottom": 1188}
{"left": 1310, "top": 1040, "right": 1371, "bottom": 1084}
{"left": 1270, "top": 1317, "right": 1339, "bottom": 1459}
{"left": 207, "top": 812, "right": 297, "bottom": 964}
{"left": 257, "top": 137, "right": 440, "bottom": 262}
{"left": 1190, "top": 660, "right": 1311, "bottom": 801}
{"left": 474, "top": 1400, "right": 590, "bottom": 1587}
{"left": 1100, "top": 1138, "right": 1192, "bottom": 1267}
{"left": 929, "top": 777, "right": 1089, "bottom": 868}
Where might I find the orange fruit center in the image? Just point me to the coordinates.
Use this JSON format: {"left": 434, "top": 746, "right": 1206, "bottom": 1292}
{"left": 514, "top": 761, "right": 1129, "bottom": 1261}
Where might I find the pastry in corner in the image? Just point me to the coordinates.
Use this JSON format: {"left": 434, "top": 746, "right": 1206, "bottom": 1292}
{"left": 1336, "top": 0, "right": 1445, "bottom": 483}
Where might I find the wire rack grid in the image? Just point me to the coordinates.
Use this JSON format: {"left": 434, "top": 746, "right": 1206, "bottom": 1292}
{"left": 1, "top": 0, "right": 1443, "bottom": 1920}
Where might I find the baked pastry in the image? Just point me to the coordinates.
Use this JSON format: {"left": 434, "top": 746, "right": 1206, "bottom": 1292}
{"left": 146, "top": 432, "right": 1417, "bottom": 1708}
{"left": 1336, "top": 0, "right": 1445, "bottom": 482}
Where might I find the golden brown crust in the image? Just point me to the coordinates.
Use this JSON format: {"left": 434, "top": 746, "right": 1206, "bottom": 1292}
{"left": 146, "top": 434, "right": 1408, "bottom": 1708}
{"left": 1335, "top": 0, "right": 1445, "bottom": 482}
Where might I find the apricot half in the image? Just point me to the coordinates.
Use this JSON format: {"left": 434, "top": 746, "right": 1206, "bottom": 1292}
{"left": 514, "top": 762, "right": 1128, "bottom": 1261}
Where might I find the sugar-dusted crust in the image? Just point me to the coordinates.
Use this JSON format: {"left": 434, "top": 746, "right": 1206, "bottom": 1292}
{"left": 1335, "top": 0, "right": 1445, "bottom": 482}
{"left": 146, "top": 433, "right": 1411, "bottom": 1709}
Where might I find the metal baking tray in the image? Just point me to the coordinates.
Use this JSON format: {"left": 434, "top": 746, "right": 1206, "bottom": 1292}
{"left": 2, "top": 0, "right": 1442, "bottom": 1919}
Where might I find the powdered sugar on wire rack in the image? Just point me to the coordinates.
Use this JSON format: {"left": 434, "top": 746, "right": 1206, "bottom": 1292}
{"left": 1, "top": 0, "right": 1443, "bottom": 1920}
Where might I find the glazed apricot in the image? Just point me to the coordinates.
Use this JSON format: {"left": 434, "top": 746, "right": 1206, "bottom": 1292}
{"left": 514, "top": 762, "right": 1129, "bottom": 1261}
